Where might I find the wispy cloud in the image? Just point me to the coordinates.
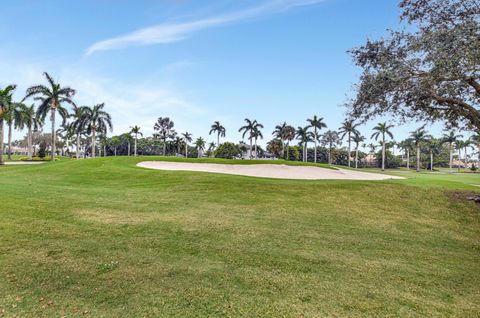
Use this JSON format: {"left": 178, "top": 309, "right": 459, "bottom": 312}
{"left": 86, "top": 0, "right": 325, "bottom": 55}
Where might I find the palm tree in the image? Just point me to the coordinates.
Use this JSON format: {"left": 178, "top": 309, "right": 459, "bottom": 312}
{"left": 70, "top": 105, "right": 87, "bottom": 159}
{"left": 195, "top": 137, "right": 206, "bottom": 158}
{"left": 109, "top": 136, "right": 121, "bottom": 156}
{"left": 4, "top": 102, "right": 22, "bottom": 160}
{"left": 207, "top": 142, "right": 216, "bottom": 157}
{"left": 121, "top": 133, "right": 132, "bottom": 156}
{"left": 427, "top": 139, "right": 441, "bottom": 171}
{"left": 272, "top": 122, "right": 287, "bottom": 158}
{"left": 82, "top": 103, "right": 112, "bottom": 158}
{"left": 462, "top": 139, "right": 474, "bottom": 171}
{"left": 371, "top": 122, "right": 394, "bottom": 171}
{"left": 296, "top": 126, "right": 313, "bottom": 162}
{"left": 182, "top": 132, "right": 192, "bottom": 158}
{"left": 471, "top": 132, "right": 480, "bottom": 167}
{"left": 130, "top": 125, "right": 142, "bottom": 157}
{"left": 0, "top": 84, "right": 16, "bottom": 164}
{"left": 321, "top": 130, "right": 340, "bottom": 165}
{"left": 409, "top": 127, "right": 431, "bottom": 172}
{"left": 15, "top": 104, "right": 41, "bottom": 160}
{"left": 209, "top": 121, "right": 226, "bottom": 147}
{"left": 251, "top": 123, "right": 264, "bottom": 159}
{"left": 397, "top": 139, "right": 413, "bottom": 170}
{"left": 442, "top": 131, "right": 463, "bottom": 173}
{"left": 352, "top": 134, "right": 365, "bottom": 168}
{"left": 239, "top": 119, "right": 261, "bottom": 159}
{"left": 307, "top": 116, "right": 327, "bottom": 163}
{"left": 283, "top": 125, "right": 296, "bottom": 160}
{"left": 153, "top": 117, "right": 175, "bottom": 156}
{"left": 24, "top": 72, "right": 75, "bottom": 160}
{"left": 338, "top": 119, "right": 359, "bottom": 167}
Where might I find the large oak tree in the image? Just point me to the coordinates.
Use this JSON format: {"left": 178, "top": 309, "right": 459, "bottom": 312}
{"left": 348, "top": 0, "right": 479, "bottom": 130}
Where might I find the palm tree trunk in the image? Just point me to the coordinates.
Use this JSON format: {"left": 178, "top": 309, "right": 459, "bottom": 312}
{"left": 282, "top": 139, "right": 285, "bottom": 160}
{"left": 128, "top": 142, "right": 131, "bottom": 156}
{"left": 114, "top": 147, "right": 117, "bottom": 156}
{"left": 185, "top": 142, "right": 188, "bottom": 158}
{"left": 464, "top": 147, "right": 468, "bottom": 170}
{"left": 0, "top": 119, "right": 4, "bottom": 165}
{"left": 347, "top": 132, "right": 351, "bottom": 167}
{"left": 406, "top": 149, "right": 410, "bottom": 170}
{"left": 7, "top": 122, "right": 12, "bottom": 160}
{"left": 355, "top": 146, "right": 359, "bottom": 169}
{"left": 255, "top": 139, "right": 258, "bottom": 159}
{"left": 430, "top": 151, "right": 433, "bottom": 171}
{"left": 249, "top": 138, "right": 253, "bottom": 159}
{"left": 458, "top": 149, "right": 461, "bottom": 172}
{"left": 163, "top": 140, "right": 166, "bottom": 156}
{"left": 28, "top": 126, "right": 33, "bottom": 160}
{"left": 134, "top": 135, "right": 138, "bottom": 156}
{"left": 217, "top": 133, "right": 220, "bottom": 148}
{"left": 314, "top": 129, "right": 318, "bottom": 163}
{"left": 416, "top": 145, "right": 420, "bottom": 172}
{"left": 51, "top": 107, "right": 56, "bottom": 161}
{"left": 286, "top": 142, "right": 289, "bottom": 161}
{"left": 91, "top": 129, "right": 96, "bottom": 158}
{"left": 381, "top": 135, "right": 386, "bottom": 171}
{"left": 104, "top": 145, "right": 107, "bottom": 157}
{"left": 76, "top": 133, "right": 80, "bottom": 159}
{"left": 328, "top": 144, "right": 332, "bottom": 164}
{"left": 449, "top": 144, "right": 453, "bottom": 173}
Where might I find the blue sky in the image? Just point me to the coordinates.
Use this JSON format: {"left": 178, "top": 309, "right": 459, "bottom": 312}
{"left": 1, "top": 0, "right": 450, "bottom": 147}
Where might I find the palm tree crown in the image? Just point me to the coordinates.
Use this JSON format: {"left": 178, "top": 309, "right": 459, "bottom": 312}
{"left": 209, "top": 121, "right": 226, "bottom": 147}
{"left": 307, "top": 115, "right": 327, "bottom": 163}
{"left": 81, "top": 103, "right": 113, "bottom": 158}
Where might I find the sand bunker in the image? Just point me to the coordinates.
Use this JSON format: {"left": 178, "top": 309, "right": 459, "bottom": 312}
{"left": 137, "top": 161, "right": 404, "bottom": 181}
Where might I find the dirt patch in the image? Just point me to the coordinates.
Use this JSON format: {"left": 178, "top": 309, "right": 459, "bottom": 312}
{"left": 75, "top": 208, "right": 159, "bottom": 225}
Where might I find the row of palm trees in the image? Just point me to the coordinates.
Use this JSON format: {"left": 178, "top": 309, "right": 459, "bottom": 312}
{"left": 0, "top": 72, "right": 113, "bottom": 164}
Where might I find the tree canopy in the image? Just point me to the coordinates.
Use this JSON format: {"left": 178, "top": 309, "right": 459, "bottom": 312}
{"left": 348, "top": 0, "right": 480, "bottom": 130}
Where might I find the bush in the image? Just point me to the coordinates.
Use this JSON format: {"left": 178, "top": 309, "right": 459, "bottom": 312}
{"left": 214, "top": 142, "right": 241, "bottom": 159}
{"left": 20, "top": 156, "right": 56, "bottom": 161}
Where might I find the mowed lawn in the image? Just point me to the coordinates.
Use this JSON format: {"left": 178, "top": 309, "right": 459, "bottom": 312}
{"left": 0, "top": 157, "right": 479, "bottom": 317}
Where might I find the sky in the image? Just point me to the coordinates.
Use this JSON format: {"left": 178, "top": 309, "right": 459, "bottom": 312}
{"left": 0, "top": 0, "right": 453, "bottom": 148}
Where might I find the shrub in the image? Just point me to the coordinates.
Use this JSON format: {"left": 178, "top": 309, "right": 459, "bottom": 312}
{"left": 214, "top": 142, "right": 241, "bottom": 159}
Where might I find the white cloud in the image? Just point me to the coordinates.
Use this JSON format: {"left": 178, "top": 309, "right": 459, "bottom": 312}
{"left": 86, "top": 0, "right": 325, "bottom": 55}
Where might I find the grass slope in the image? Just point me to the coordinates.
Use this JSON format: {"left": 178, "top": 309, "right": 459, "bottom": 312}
{"left": 0, "top": 157, "right": 479, "bottom": 317}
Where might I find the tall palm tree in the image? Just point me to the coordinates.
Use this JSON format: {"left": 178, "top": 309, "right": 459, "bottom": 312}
{"left": 409, "top": 127, "right": 431, "bottom": 172}
{"left": 70, "top": 105, "right": 87, "bottom": 159}
{"left": 82, "top": 103, "right": 112, "bottom": 158}
{"left": 209, "top": 121, "right": 226, "bottom": 147}
{"left": 283, "top": 125, "right": 296, "bottom": 160}
{"left": 371, "top": 122, "right": 394, "bottom": 171}
{"left": 173, "top": 135, "right": 183, "bottom": 155}
{"left": 272, "top": 122, "right": 287, "bottom": 158}
{"left": 352, "top": 134, "right": 365, "bottom": 168}
{"left": 15, "top": 104, "right": 41, "bottom": 160}
{"left": 24, "top": 72, "right": 75, "bottom": 160}
{"left": 109, "top": 136, "right": 121, "bottom": 156}
{"left": 4, "top": 102, "right": 22, "bottom": 160}
{"left": 307, "top": 116, "right": 327, "bottom": 163}
{"left": 121, "top": 133, "right": 132, "bottom": 156}
{"left": 239, "top": 119, "right": 261, "bottom": 159}
{"left": 153, "top": 117, "right": 175, "bottom": 156}
{"left": 442, "top": 131, "right": 463, "bottom": 173}
{"left": 397, "top": 139, "right": 413, "bottom": 170}
{"left": 251, "top": 124, "right": 264, "bottom": 159}
{"left": 130, "top": 125, "right": 142, "bottom": 157}
{"left": 182, "top": 132, "right": 193, "bottom": 158}
{"left": 321, "top": 130, "right": 340, "bottom": 165}
{"left": 0, "top": 84, "right": 16, "bottom": 164}
{"left": 296, "top": 126, "right": 313, "bottom": 162}
{"left": 462, "top": 139, "right": 474, "bottom": 171}
{"left": 195, "top": 137, "right": 206, "bottom": 158}
{"left": 207, "top": 142, "right": 216, "bottom": 157}
{"left": 427, "top": 139, "right": 441, "bottom": 171}
{"left": 339, "top": 119, "right": 360, "bottom": 167}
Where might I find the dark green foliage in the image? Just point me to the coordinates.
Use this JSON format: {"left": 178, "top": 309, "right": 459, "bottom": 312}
{"left": 214, "top": 142, "right": 241, "bottom": 159}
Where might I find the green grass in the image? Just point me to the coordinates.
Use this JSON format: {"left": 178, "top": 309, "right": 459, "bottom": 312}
{"left": 0, "top": 156, "right": 479, "bottom": 317}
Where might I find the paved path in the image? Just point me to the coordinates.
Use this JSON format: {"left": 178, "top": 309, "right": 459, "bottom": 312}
{"left": 3, "top": 161, "right": 46, "bottom": 165}
{"left": 137, "top": 161, "right": 404, "bottom": 181}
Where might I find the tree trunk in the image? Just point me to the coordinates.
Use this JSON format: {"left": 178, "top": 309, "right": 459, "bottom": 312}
{"left": 381, "top": 135, "right": 386, "bottom": 171}
{"left": 28, "top": 126, "right": 33, "bottom": 160}
{"left": 51, "top": 107, "right": 56, "bottom": 161}
{"left": 185, "top": 142, "right": 188, "bottom": 158}
{"left": 134, "top": 135, "right": 138, "bottom": 156}
{"left": 255, "top": 139, "right": 258, "bottom": 159}
{"left": 282, "top": 139, "right": 285, "bottom": 160}
{"left": 7, "top": 122, "right": 12, "bottom": 160}
{"left": 65, "top": 138, "right": 69, "bottom": 157}
{"left": 91, "top": 129, "right": 96, "bottom": 158}
{"left": 449, "top": 144, "right": 453, "bottom": 173}
{"left": 416, "top": 145, "right": 420, "bottom": 172}
{"left": 0, "top": 119, "right": 4, "bottom": 165}
{"left": 217, "top": 133, "right": 220, "bottom": 148}
{"left": 406, "top": 149, "right": 410, "bottom": 170}
{"left": 328, "top": 145, "right": 332, "bottom": 164}
{"left": 347, "top": 132, "right": 351, "bottom": 167}
{"left": 128, "top": 142, "right": 131, "bottom": 156}
{"left": 458, "top": 149, "right": 461, "bottom": 172}
{"left": 464, "top": 147, "right": 468, "bottom": 170}
{"left": 163, "top": 140, "right": 166, "bottom": 156}
{"left": 430, "top": 151, "right": 433, "bottom": 171}
{"left": 286, "top": 142, "right": 289, "bottom": 161}
{"left": 355, "top": 146, "right": 359, "bottom": 168}
{"left": 249, "top": 138, "right": 253, "bottom": 159}
{"left": 114, "top": 147, "right": 117, "bottom": 156}
{"left": 314, "top": 129, "right": 318, "bottom": 163}
{"left": 76, "top": 134, "right": 80, "bottom": 159}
